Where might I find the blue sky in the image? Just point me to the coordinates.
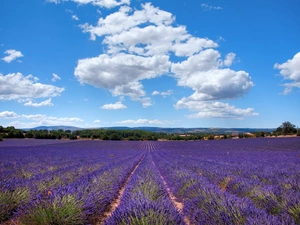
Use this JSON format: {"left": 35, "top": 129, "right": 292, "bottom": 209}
{"left": 0, "top": 0, "right": 299, "bottom": 129}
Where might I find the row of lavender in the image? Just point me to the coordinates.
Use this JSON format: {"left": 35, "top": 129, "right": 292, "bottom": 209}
{"left": 152, "top": 138, "right": 300, "bottom": 224}
{"left": 1, "top": 138, "right": 299, "bottom": 224}
{"left": 105, "top": 147, "right": 185, "bottom": 224}
{"left": 0, "top": 140, "right": 144, "bottom": 224}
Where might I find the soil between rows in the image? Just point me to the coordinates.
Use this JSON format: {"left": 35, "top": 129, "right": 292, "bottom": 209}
{"left": 95, "top": 154, "right": 145, "bottom": 225}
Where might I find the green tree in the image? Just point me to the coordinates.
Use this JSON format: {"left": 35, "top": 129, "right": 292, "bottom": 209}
{"left": 69, "top": 134, "right": 77, "bottom": 140}
{"left": 102, "top": 134, "right": 109, "bottom": 140}
{"left": 255, "top": 132, "right": 265, "bottom": 138}
{"left": 207, "top": 135, "right": 215, "bottom": 140}
{"left": 238, "top": 133, "right": 244, "bottom": 139}
{"left": 110, "top": 133, "right": 121, "bottom": 140}
{"left": 276, "top": 121, "right": 297, "bottom": 135}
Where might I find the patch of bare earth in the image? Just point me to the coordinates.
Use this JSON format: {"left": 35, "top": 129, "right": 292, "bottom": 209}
{"left": 151, "top": 160, "right": 191, "bottom": 225}
{"left": 94, "top": 155, "right": 145, "bottom": 225}
{"left": 0, "top": 219, "right": 21, "bottom": 225}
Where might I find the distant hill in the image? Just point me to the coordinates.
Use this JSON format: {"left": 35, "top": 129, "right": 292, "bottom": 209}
{"left": 103, "top": 127, "right": 275, "bottom": 134}
{"left": 23, "top": 126, "right": 83, "bottom": 132}
{"left": 23, "top": 126, "right": 275, "bottom": 134}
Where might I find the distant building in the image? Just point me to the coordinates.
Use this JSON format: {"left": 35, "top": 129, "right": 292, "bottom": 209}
{"left": 245, "top": 132, "right": 255, "bottom": 138}
{"left": 232, "top": 132, "right": 239, "bottom": 139}
{"left": 179, "top": 134, "right": 190, "bottom": 137}
{"left": 214, "top": 135, "right": 224, "bottom": 140}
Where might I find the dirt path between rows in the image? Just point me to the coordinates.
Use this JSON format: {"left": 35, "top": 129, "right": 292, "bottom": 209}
{"left": 151, "top": 160, "right": 191, "bottom": 225}
{"left": 95, "top": 154, "right": 145, "bottom": 225}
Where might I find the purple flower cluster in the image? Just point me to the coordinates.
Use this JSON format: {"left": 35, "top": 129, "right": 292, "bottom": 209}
{"left": 0, "top": 140, "right": 143, "bottom": 224}
{"left": 0, "top": 138, "right": 299, "bottom": 224}
{"left": 152, "top": 138, "right": 300, "bottom": 224}
{"left": 106, "top": 144, "right": 185, "bottom": 225}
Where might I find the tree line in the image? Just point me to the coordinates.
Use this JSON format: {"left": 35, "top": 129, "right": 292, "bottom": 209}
{"left": 0, "top": 126, "right": 161, "bottom": 141}
{"left": 0, "top": 121, "right": 299, "bottom": 142}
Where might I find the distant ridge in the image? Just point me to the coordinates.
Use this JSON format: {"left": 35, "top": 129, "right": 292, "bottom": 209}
{"left": 103, "top": 127, "right": 275, "bottom": 134}
{"left": 23, "top": 126, "right": 83, "bottom": 132}
{"left": 23, "top": 126, "right": 275, "bottom": 134}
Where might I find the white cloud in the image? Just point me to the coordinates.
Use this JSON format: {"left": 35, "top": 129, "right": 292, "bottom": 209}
{"left": 111, "top": 81, "right": 146, "bottom": 99}
{"left": 104, "top": 25, "right": 190, "bottom": 56}
{"left": 51, "top": 73, "right": 61, "bottom": 82}
{"left": 110, "top": 84, "right": 151, "bottom": 108}
{"left": 171, "top": 49, "right": 254, "bottom": 101}
{"left": 171, "top": 37, "right": 218, "bottom": 57}
{"left": 20, "top": 114, "right": 83, "bottom": 123}
{"left": 94, "top": 119, "right": 101, "bottom": 123}
{"left": 115, "top": 118, "right": 163, "bottom": 125}
{"left": 161, "top": 90, "right": 173, "bottom": 96}
{"left": 281, "top": 82, "right": 300, "bottom": 94}
{"left": 223, "top": 52, "right": 236, "bottom": 67}
{"left": 73, "top": 0, "right": 130, "bottom": 8}
{"left": 139, "top": 97, "right": 152, "bottom": 108}
{"left": 81, "top": 4, "right": 217, "bottom": 56}
{"left": 0, "top": 111, "right": 83, "bottom": 127}
{"left": 171, "top": 49, "right": 255, "bottom": 119}
{"left": 75, "top": 2, "right": 254, "bottom": 115}
{"left": 75, "top": 53, "right": 170, "bottom": 102}
{"left": 46, "top": 0, "right": 61, "bottom": 4}
{"left": 151, "top": 90, "right": 172, "bottom": 97}
{"left": 217, "top": 36, "right": 225, "bottom": 42}
{"left": 76, "top": 3, "right": 219, "bottom": 107}
{"left": 0, "top": 111, "right": 18, "bottom": 119}
{"left": 175, "top": 100, "right": 258, "bottom": 119}
{"left": 75, "top": 54, "right": 170, "bottom": 89}
{"left": 101, "top": 101, "right": 127, "bottom": 110}
{"left": 80, "top": 4, "right": 174, "bottom": 40}
{"left": 2, "top": 49, "right": 23, "bottom": 63}
{"left": 274, "top": 52, "right": 300, "bottom": 94}
{"left": 151, "top": 91, "right": 160, "bottom": 96}
{"left": 47, "top": 0, "right": 130, "bottom": 8}
{"left": 72, "top": 15, "right": 79, "bottom": 20}
{"left": 7, "top": 121, "right": 39, "bottom": 128}
{"left": 0, "top": 73, "right": 64, "bottom": 101}
{"left": 24, "top": 98, "right": 54, "bottom": 107}
{"left": 201, "top": 3, "right": 222, "bottom": 10}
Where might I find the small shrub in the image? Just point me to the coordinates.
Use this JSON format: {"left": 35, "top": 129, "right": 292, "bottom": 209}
{"left": 20, "top": 194, "right": 84, "bottom": 225}
{"left": 69, "top": 135, "right": 77, "bottom": 140}
{"left": 207, "top": 135, "right": 215, "bottom": 140}
{"left": 0, "top": 187, "right": 30, "bottom": 222}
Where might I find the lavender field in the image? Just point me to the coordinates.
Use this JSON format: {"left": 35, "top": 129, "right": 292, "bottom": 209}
{"left": 0, "top": 138, "right": 300, "bottom": 225}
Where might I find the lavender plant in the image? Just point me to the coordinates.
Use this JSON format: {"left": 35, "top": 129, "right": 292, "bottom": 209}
{"left": 105, "top": 150, "right": 184, "bottom": 225}
{"left": 0, "top": 138, "right": 299, "bottom": 224}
